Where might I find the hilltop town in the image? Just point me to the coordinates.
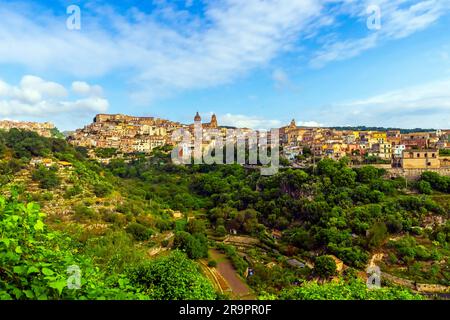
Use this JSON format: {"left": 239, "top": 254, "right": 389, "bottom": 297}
{"left": 67, "top": 112, "right": 254, "bottom": 157}
{"left": 2, "top": 114, "right": 449, "bottom": 172}
{"left": 67, "top": 113, "right": 450, "bottom": 172}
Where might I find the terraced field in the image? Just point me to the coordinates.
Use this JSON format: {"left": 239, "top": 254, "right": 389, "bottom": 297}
{"left": 202, "top": 249, "right": 255, "bottom": 300}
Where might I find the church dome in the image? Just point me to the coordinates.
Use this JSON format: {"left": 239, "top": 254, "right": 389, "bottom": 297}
{"left": 194, "top": 112, "right": 201, "bottom": 122}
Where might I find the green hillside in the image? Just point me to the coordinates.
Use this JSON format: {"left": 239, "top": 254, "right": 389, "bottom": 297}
{"left": 1, "top": 129, "right": 449, "bottom": 300}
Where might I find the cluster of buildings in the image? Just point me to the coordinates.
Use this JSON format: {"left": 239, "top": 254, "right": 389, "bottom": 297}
{"left": 67, "top": 114, "right": 183, "bottom": 154}
{"left": 70, "top": 113, "right": 449, "bottom": 170}
{"left": 68, "top": 112, "right": 256, "bottom": 156}
{"left": 0, "top": 120, "right": 55, "bottom": 138}
{"left": 68, "top": 114, "right": 450, "bottom": 169}
{"left": 2, "top": 114, "right": 449, "bottom": 170}
{"left": 280, "top": 120, "right": 450, "bottom": 169}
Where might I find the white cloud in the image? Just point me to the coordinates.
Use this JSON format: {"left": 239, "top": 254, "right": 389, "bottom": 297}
{"left": 310, "top": 0, "right": 450, "bottom": 67}
{"left": 299, "top": 121, "right": 323, "bottom": 127}
{"left": 0, "top": 75, "right": 108, "bottom": 119}
{"left": 0, "top": 80, "right": 11, "bottom": 96}
{"left": 0, "top": 0, "right": 325, "bottom": 103}
{"left": 310, "top": 34, "right": 378, "bottom": 68}
{"left": 272, "top": 68, "right": 298, "bottom": 91}
{"left": 72, "top": 81, "right": 103, "bottom": 97}
{"left": 219, "top": 114, "right": 322, "bottom": 129}
{"left": 220, "top": 113, "right": 282, "bottom": 130}
{"left": 0, "top": 75, "right": 68, "bottom": 105}
{"left": 381, "top": 0, "right": 449, "bottom": 39}
{"left": 326, "top": 79, "right": 450, "bottom": 128}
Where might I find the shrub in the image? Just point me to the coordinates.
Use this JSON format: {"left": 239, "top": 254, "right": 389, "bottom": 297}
{"left": 421, "top": 171, "right": 449, "bottom": 193}
{"left": 127, "top": 251, "right": 216, "bottom": 300}
{"left": 31, "top": 165, "right": 61, "bottom": 189}
{"left": 417, "top": 180, "right": 432, "bottom": 195}
{"left": 208, "top": 260, "right": 217, "bottom": 267}
{"left": 126, "top": 223, "right": 153, "bottom": 241}
{"left": 93, "top": 182, "right": 112, "bottom": 198}
{"left": 64, "top": 185, "right": 82, "bottom": 199}
{"left": 216, "top": 225, "right": 227, "bottom": 237}
{"left": 161, "top": 240, "right": 169, "bottom": 247}
{"left": 173, "top": 231, "right": 208, "bottom": 259}
{"left": 314, "top": 255, "right": 337, "bottom": 279}
{"left": 367, "top": 222, "right": 388, "bottom": 249}
{"left": 41, "top": 192, "right": 54, "bottom": 201}
{"left": 73, "top": 204, "right": 96, "bottom": 220}
{"left": 155, "top": 219, "right": 174, "bottom": 232}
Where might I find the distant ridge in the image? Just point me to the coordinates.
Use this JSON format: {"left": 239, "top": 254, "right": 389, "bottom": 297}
{"left": 330, "top": 126, "right": 437, "bottom": 133}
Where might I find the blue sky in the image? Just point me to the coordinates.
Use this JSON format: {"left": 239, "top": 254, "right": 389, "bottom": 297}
{"left": 0, "top": 0, "right": 450, "bottom": 130}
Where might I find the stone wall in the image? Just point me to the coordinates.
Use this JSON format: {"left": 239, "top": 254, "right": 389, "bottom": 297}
{"left": 385, "top": 168, "right": 450, "bottom": 180}
{"left": 351, "top": 164, "right": 392, "bottom": 169}
{"left": 381, "top": 272, "right": 450, "bottom": 294}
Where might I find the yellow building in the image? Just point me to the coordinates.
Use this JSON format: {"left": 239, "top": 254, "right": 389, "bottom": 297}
{"left": 378, "top": 143, "right": 392, "bottom": 159}
{"left": 401, "top": 150, "right": 440, "bottom": 169}
{"left": 372, "top": 132, "right": 387, "bottom": 140}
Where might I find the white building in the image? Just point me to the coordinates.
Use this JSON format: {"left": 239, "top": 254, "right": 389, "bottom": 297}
{"left": 394, "top": 145, "right": 406, "bottom": 157}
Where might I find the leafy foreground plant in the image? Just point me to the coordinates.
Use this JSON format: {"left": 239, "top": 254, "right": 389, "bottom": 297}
{"left": 0, "top": 192, "right": 146, "bottom": 300}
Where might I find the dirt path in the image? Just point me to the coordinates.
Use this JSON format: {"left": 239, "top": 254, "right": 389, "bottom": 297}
{"left": 209, "top": 249, "right": 255, "bottom": 299}
{"left": 368, "top": 252, "right": 384, "bottom": 269}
